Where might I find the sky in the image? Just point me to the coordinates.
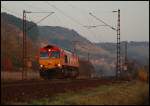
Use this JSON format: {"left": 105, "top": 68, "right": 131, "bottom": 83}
{"left": 1, "top": 1, "right": 149, "bottom": 43}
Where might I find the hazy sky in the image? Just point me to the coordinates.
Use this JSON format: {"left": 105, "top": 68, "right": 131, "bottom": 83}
{"left": 1, "top": 1, "right": 149, "bottom": 43}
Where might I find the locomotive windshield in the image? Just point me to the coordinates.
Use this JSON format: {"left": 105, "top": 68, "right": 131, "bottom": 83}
{"left": 40, "top": 51, "right": 49, "bottom": 58}
{"left": 50, "top": 51, "right": 60, "bottom": 58}
{"left": 40, "top": 50, "right": 60, "bottom": 58}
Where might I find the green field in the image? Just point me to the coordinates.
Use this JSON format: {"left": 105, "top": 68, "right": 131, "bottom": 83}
{"left": 27, "top": 80, "right": 149, "bottom": 105}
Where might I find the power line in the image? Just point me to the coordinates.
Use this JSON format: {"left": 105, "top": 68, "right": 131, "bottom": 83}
{"left": 1, "top": 6, "right": 35, "bottom": 22}
{"left": 44, "top": 1, "right": 86, "bottom": 27}
{"left": 67, "top": 3, "right": 117, "bottom": 43}
{"left": 66, "top": 4, "right": 103, "bottom": 45}
{"left": 26, "top": 12, "right": 54, "bottom": 32}
{"left": 22, "top": 10, "right": 55, "bottom": 80}
{"left": 84, "top": 25, "right": 108, "bottom": 29}
{"left": 24, "top": 3, "right": 48, "bottom": 12}
{"left": 85, "top": 10, "right": 122, "bottom": 80}
{"left": 44, "top": 1, "right": 108, "bottom": 60}
{"left": 44, "top": 1, "right": 93, "bottom": 43}
{"left": 89, "top": 12, "right": 116, "bottom": 31}
{"left": 63, "top": 4, "right": 96, "bottom": 41}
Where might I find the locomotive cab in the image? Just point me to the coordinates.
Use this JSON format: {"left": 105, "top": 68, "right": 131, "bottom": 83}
{"left": 39, "top": 45, "right": 62, "bottom": 70}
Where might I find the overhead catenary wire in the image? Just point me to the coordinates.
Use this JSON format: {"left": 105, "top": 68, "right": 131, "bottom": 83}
{"left": 23, "top": 2, "right": 56, "bottom": 24}
{"left": 44, "top": 2, "right": 87, "bottom": 38}
{"left": 22, "top": 1, "right": 81, "bottom": 52}
{"left": 1, "top": 6, "right": 36, "bottom": 23}
{"left": 67, "top": 4, "right": 104, "bottom": 28}
{"left": 64, "top": 3, "right": 101, "bottom": 59}
{"left": 89, "top": 12, "right": 117, "bottom": 31}
{"left": 22, "top": 10, "right": 55, "bottom": 80}
{"left": 24, "top": 3, "right": 48, "bottom": 12}
{"left": 1, "top": 6, "right": 54, "bottom": 33}
{"left": 67, "top": 3, "right": 117, "bottom": 43}
{"left": 45, "top": 2, "right": 87, "bottom": 32}
{"left": 2, "top": 2, "right": 115, "bottom": 45}
{"left": 66, "top": 3, "right": 102, "bottom": 45}
{"left": 66, "top": 3, "right": 121, "bottom": 73}
{"left": 44, "top": 2, "right": 91, "bottom": 55}
{"left": 26, "top": 12, "right": 54, "bottom": 32}
{"left": 44, "top": 1, "right": 86, "bottom": 27}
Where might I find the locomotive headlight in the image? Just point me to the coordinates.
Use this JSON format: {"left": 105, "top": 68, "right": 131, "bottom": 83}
{"left": 40, "top": 65, "right": 43, "bottom": 67}
{"left": 57, "top": 63, "right": 61, "bottom": 67}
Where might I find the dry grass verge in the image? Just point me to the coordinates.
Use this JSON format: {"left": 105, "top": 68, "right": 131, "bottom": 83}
{"left": 29, "top": 80, "right": 149, "bottom": 105}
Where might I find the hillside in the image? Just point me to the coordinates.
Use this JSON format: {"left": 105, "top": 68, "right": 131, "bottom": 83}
{"left": 95, "top": 41, "right": 149, "bottom": 66}
{"left": 38, "top": 26, "right": 110, "bottom": 58}
{"left": 1, "top": 12, "right": 103, "bottom": 75}
{"left": 1, "top": 12, "right": 39, "bottom": 71}
{"left": 1, "top": 12, "right": 149, "bottom": 77}
{"left": 1, "top": 12, "right": 39, "bottom": 41}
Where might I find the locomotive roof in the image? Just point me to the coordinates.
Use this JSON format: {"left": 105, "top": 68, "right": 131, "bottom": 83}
{"left": 43, "top": 45, "right": 60, "bottom": 50}
{"left": 40, "top": 44, "right": 78, "bottom": 56}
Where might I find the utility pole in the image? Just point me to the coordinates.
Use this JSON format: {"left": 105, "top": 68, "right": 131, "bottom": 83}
{"left": 22, "top": 10, "right": 54, "bottom": 80}
{"left": 23, "top": 10, "right": 30, "bottom": 80}
{"left": 116, "top": 9, "right": 121, "bottom": 79}
{"left": 89, "top": 9, "right": 121, "bottom": 80}
{"left": 22, "top": 10, "right": 26, "bottom": 80}
{"left": 124, "top": 41, "right": 128, "bottom": 71}
{"left": 4, "top": 14, "right": 7, "bottom": 71}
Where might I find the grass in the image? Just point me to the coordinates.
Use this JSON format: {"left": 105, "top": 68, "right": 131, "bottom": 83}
{"left": 28, "top": 80, "right": 149, "bottom": 105}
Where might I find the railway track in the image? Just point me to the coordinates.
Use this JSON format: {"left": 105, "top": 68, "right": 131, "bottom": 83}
{"left": 2, "top": 78, "right": 113, "bottom": 86}
{"left": 1, "top": 78, "right": 125, "bottom": 104}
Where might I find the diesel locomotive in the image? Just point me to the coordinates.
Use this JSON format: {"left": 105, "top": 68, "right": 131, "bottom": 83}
{"left": 38, "top": 45, "right": 79, "bottom": 79}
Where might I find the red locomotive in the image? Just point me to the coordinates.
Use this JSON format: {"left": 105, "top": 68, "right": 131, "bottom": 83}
{"left": 38, "top": 45, "right": 79, "bottom": 79}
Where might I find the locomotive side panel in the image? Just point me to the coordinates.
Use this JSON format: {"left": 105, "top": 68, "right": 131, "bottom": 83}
{"left": 61, "top": 50, "right": 79, "bottom": 68}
